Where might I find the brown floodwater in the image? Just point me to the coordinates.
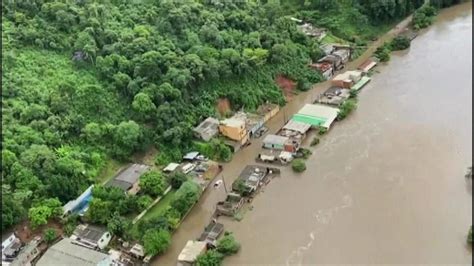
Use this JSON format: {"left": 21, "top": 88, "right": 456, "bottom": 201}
{"left": 156, "top": 3, "right": 472, "bottom": 265}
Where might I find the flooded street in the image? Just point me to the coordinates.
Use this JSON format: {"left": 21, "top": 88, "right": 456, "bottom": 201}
{"left": 156, "top": 3, "right": 472, "bottom": 265}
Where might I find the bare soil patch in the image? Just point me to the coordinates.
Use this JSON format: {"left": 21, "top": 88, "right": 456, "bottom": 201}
{"left": 275, "top": 75, "right": 297, "bottom": 101}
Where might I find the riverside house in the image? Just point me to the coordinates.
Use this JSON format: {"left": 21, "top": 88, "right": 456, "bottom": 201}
{"left": 291, "top": 104, "right": 339, "bottom": 130}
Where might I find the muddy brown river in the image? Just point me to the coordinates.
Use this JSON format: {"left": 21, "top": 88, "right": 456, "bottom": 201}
{"left": 156, "top": 3, "right": 472, "bottom": 265}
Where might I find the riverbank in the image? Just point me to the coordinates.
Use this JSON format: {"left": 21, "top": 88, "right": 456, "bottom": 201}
{"left": 225, "top": 2, "right": 472, "bottom": 264}
{"left": 153, "top": 10, "right": 432, "bottom": 265}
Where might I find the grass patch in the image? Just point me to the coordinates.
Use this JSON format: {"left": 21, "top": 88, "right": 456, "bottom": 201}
{"left": 141, "top": 190, "right": 176, "bottom": 221}
{"left": 96, "top": 159, "right": 123, "bottom": 185}
{"left": 321, "top": 32, "right": 348, "bottom": 44}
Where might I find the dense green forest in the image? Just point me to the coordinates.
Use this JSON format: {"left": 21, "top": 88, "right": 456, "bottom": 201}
{"left": 5, "top": 0, "right": 459, "bottom": 232}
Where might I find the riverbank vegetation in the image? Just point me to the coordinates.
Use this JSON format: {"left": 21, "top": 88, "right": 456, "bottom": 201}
{"left": 337, "top": 99, "right": 358, "bottom": 121}
{"left": 196, "top": 232, "right": 240, "bottom": 266}
{"left": 292, "top": 159, "right": 307, "bottom": 173}
{"left": 310, "top": 137, "right": 320, "bottom": 146}
{"left": 1, "top": 0, "right": 428, "bottom": 234}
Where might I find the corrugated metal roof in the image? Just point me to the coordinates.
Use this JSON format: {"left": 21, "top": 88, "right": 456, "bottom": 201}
{"left": 106, "top": 164, "right": 149, "bottom": 191}
{"left": 263, "top": 134, "right": 289, "bottom": 145}
{"left": 177, "top": 241, "right": 207, "bottom": 263}
{"left": 282, "top": 120, "right": 312, "bottom": 134}
{"left": 294, "top": 104, "right": 339, "bottom": 129}
{"left": 351, "top": 76, "right": 371, "bottom": 91}
{"left": 36, "top": 239, "right": 109, "bottom": 266}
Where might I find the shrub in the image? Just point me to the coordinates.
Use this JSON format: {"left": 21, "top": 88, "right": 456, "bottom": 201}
{"left": 349, "top": 89, "right": 358, "bottom": 99}
{"left": 162, "top": 207, "right": 181, "bottom": 230}
{"left": 196, "top": 250, "right": 224, "bottom": 266}
{"left": 390, "top": 36, "right": 410, "bottom": 51}
{"left": 170, "top": 181, "right": 201, "bottom": 216}
{"left": 337, "top": 99, "right": 357, "bottom": 121}
{"left": 374, "top": 44, "right": 391, "bottom": 62}
{"left": 169, "top": 172, "right": 188, "bottom": 189}
{"left": 194, "top": 139, "right": 232, "bottom": 162}
{"left": 107, "top": 212, "right": 130, "bottom": 237}
{"left": 43, "top": 228, "right": 57, "bottom": 244}
{"left": 292, "top": 159, "right": 306, "bottom": 172}
{"left": 137, "top": 195, "right": 153, "bottom": 211}
{"left": 143, "top": 229, "right": 171, "bottom": 256}
{"left": 318, "top": 127, "right": 327, "bottom": 135}
{"left": 300, "top": 148, "right": 312, "bottom": 159}
{"left": 468, "top": 226, "right": 473, "bottom": 244}
{"left": 216, "top": 232, "right": 241, "bottom": 256}
{"left": 310, "top": 137, "right": 320, "bottom": 146}
{"left": 413, "top": 5, "right": 437, "bottom": 29}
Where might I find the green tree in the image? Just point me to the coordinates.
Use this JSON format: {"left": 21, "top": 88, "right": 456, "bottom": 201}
{"left": 28, "top": 198, "right": 62, "bottom": 228}
{"left": 169, "top": 172, "right": 188, "bottom": 189}
{"left": 170, "top": 181, "right": 201, "bottom": 215}
{"left": 140, "top": 171, "right": 167, "bottom": 197}
{"left": 292, "top": 159, "right": 306, "bottom": 173}
{"left": 107, "top": 213, "right": 130, "bottom": 237}
{"left": 337, "top": 99, "right": 358, "bottom": 121}
{"left": 216, "top": 232, "right": 241, "bottom": 256}
{"left": 113, "top": 120, "right": 143, "bottom": 158}
{"left": 132, "top": 92, "right": 156, "bottom": 119}
{"left": 137, "top": 195, "right": 153, "bottom": 211}
{"left": 390, "top": 36, "right": 411, "bottom": 51}
{"left": 143, "top": 229, "right": 171, "bottom": 256}
{"left": 196, "top": 250, "right": 224, "bottom": 266}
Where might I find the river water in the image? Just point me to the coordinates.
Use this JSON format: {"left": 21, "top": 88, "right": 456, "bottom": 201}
{"left": 156, "top": 3, "right": 472, "bottom": 265}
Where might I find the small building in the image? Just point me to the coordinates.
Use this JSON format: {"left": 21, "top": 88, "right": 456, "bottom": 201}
{"left": 332, "top": 48, "right": 351, "bottom": 64}
{"left": 105, "top": 164, "right": 150, "bottom": 195}
{"left": 320, "top": 44, "right": 335, "bottom": 56}
{"left": 309, "top": 62, "right": 334, "bottom": 80}
{"left": 183, "top": 152, "right": 200, "bottom": 161}
{"left": 357, "top": 58, "right": 377, "bottom": 73}
{"left": 70, "top": 224, "right": 111, "bottom": 250}
{"left": 62, "top": 185, "right": 94, "bottom": 217}
{"left": 291, "top": 104, "right": 339, "bottom": 129}
{"left": 10, "top": 236, "right": 41, "bottom": 266}
{"left": 216, "top": 193, "right": 245, "bottom": 216}
{"left": 351, "top": 76, "right": 372, "bottom": 91}
{"left": 163, "top": 163, "right": 180, "bottom": 173}
{"left": 282, "top": 120, "right": 311, "bottom": 135}
{"left": 232, "top": 165, "right": 270, "bottom": 194}
{"left": 177, "top": 241, "right": 207, "bottom": 266}
{"left": 198, "top": 222, "right": 224, "bottom": 246}
{"left": 128, "top": 243, "right": 145, "bottom": 260}
{"left": 36, "top": 238, "right": 112, "bottom": 266}
{"left": 318, "top": 54, "right": 344, "bottom": 71}
{"left": 297, "top": 23, "right": 327, "bottom": 41}
{"left": 317, "top": 86, "right": 351, "bottom": 106}
{"left": 2, "top": 233, "right": 22, "bottom": 264}
{"left": 256, "top": 103, "right": 280, "bottom": 123}
{"left": 331, "top": 70, "right": 362, "bottom": 89}
{"left": 262, "top": 134, "right": 289, "bottom": 150}
{"left": 219, "top": 116, "right": 249, "bottom": 145}
{"left": 193, "top": 117, "right": 219, "bottom": 142}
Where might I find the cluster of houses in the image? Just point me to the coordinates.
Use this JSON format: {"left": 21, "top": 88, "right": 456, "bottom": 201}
{"left": 193, "top": 103, "right": 280, "bottom": 152}
{"left": 163, "top": 151, "right": 222, "bottom": 192}
{"left": 257, "top": 57, "right": 377, "bottom": 165}
{"left": 310, "top": 44, "right": 353, "bottom": 80}
{"left": 1, "top": 224, "right": 121, "bottom": 266}
{"left": 316, "top": 58, "right": 376, "bottom": 106}
{"left": 175, "top": 165, "right": 280, "bottom": 265}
